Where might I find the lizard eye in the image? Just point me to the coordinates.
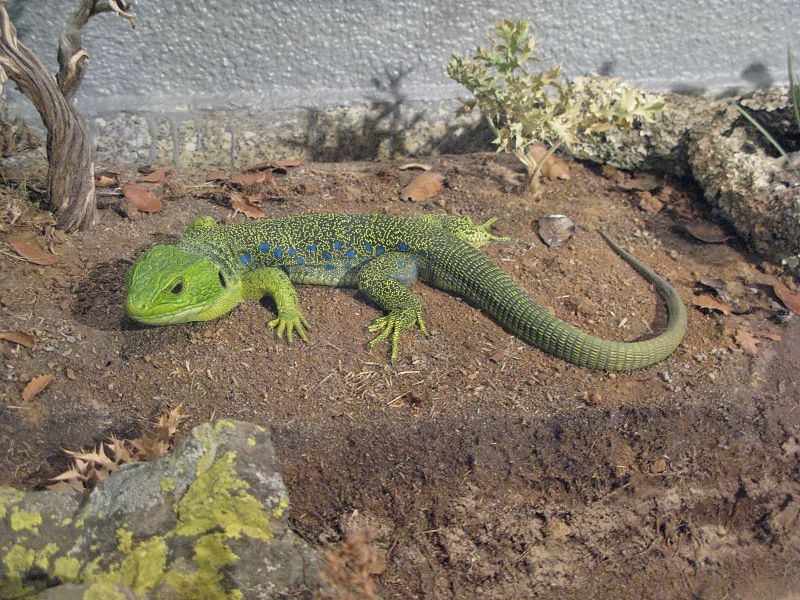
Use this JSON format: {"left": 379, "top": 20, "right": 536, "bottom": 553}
{"left": 218, "top": 272, "right": 227, "bottom": 289}
{"left": 170, "top": 281, "right": 184, "bottom": 295}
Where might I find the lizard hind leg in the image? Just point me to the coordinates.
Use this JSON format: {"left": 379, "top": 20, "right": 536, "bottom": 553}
{"left": 357, "top": 252, "right": 429, "bottom": 362}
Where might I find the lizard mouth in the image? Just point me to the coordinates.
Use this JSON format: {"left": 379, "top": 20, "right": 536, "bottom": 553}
{"left": 125, "top": 297, "right": 212, "bottom": 325}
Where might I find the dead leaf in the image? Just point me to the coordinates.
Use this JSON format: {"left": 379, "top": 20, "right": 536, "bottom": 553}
{"left": 400, "top": 172, "right": 446, "bottom": 201}
{"left": 0, "top": 330, "right": 34, "bottom": 348}
{"left": 272, "top": 156, "right": 305, "bottom": 168}
{"left": 772, "top": 282, "right": 800, "bottom": 314}
{"left": 229, "top": 171, "right": 268, "bottom": 186}
{"left": 230, "top": 192, "right": 266, "bottom": 219}
{"left": 755, "top": 330, "right": 783, "bottom": 342}
{"left": 637, "top": 191, "right": 664, "bottom": 214}
{"left": 95, "top": 173, "right": 118, "bottom": 187}
{"left": 137, "top": 167, "right": 171, "bottom": 183}
{"left": 398, "top": 162, "right": 432, "bottom": 171}
{"left": 9, "top": 237, "right": 58, "bottom": 265}
{"left": 205, "top": 171, "right": 228, "bottom": 182}
{"left": 601, "top": 165, "right": 627, "bottom": 184}
{"left": 692, "top": 294, "right": 733, "bottom": 315}
{"left": 617, "top": 173, "right": 660, "bottom": 191}
{"left": 734, "top": 327, "right": 759, "bottom": 356}
{"left": 681, "top": 220, "right": 730, "bottom": 243}
{"left": 22, "top": 373, "right": 53, "bottom": 402}
{"left": 122, "top": 183, "right": 163, "bottom": 213}
{"left": 527, "top": 144, "right": 571, "bottom": 181}
{"left": 245, "top": 156, "right": 306, "bottom": 172}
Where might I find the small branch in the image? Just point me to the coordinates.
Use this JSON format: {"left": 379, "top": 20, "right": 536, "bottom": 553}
{"left": 57, "top": 0, "right": 136, "bottom": 101}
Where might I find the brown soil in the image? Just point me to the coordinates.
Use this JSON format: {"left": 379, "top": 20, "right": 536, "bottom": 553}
{"left": 1, "top": 153, "right": 799, "bottom": 599}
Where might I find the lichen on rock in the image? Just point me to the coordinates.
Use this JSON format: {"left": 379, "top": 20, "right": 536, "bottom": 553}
{"left": 0, "top": 420, "right": 320, "bottom": 599}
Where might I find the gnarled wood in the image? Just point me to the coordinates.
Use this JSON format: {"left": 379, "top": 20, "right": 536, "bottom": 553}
{"left": 0, "top": 1, "right": 135, "bottom": 232}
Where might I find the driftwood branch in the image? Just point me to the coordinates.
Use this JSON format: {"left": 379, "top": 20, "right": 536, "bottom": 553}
{"left": 58, "top": 0, "right": 136, "bottom": 101}
{"left": 0, "top": 0, "right": 136, "bottom": 232}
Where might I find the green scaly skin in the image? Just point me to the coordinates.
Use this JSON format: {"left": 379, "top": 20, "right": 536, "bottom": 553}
{"left": 124, "top": 213, "right": 687, "bottom": 370}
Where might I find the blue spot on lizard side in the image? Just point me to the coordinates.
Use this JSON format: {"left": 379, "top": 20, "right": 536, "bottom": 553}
{"left": 346, "top": 249, "right": 355, "bottom": 259}
{"left": 296, "top": 257, "right": 305, "bottom": 265}
{"left": 333, "top": 241, "right": 343, "bottom": 250}
{"left": 258, "top": 242, "right": 270, "bottom": 252}
{"left": 273, "top": 248, "right": 283, "bottom": 259}
{"left": 397, "top": 242, "right": 408, "bottom": 251}
{"left": 322, "top": 250, "right": 332, "bottom": 260}
{"left": 307, "top": 245, "right": 317, "bottom": 252}
{"left": 240, "top": 253, "right": 251, "bottom": 265}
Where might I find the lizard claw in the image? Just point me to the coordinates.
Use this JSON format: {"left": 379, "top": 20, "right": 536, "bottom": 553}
{"left": 269, "top": 309, "right": 310, "bottom": 344}
{"left": 367, "top": 308, "right": 428, "bottom": 362}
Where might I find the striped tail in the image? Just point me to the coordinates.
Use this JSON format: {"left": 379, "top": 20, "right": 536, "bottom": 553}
{"left": 425, "top": 229, "right": 687, "bottom": 371}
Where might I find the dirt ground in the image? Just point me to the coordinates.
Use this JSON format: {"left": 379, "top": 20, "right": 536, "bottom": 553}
{"left": 1, "top": 153, "right": 799, "bottom": 599}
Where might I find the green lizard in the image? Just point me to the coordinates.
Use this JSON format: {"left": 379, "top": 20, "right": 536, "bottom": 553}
{"left": 124, "top": 213, "right": 686, "bottom": 370}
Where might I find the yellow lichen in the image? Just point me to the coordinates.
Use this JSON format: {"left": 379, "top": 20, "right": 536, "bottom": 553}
{"left": 161, "top": 477, "right": 176, "bottom": 494}
{"left": 162, "top": 533, "right": 241, "bottom": 599}
{"left": 174, "top": 451, "right": 274, "bottom": 541}
{"left": 54, "top": 556, "right": 82, "bottom": 582}
{"left": 214, "top": 420, "right": 236, "bottom": 433}
{"left": 272, "top": 497, "right": 289, "bottom": 519}
{"left": 60, "top": 517, "right": 73, "bottom": 526}
{"left": 117, "top": 527, "right": 133, "bottom": 554}
{"left": 246, "top": 437, "right": 256, "bottom": 447}
{"left": 9, "top": 508, "right": 42, "bottom": 534}
{"left": 34, "top": 544, "right": 59, "bottom": 570}
{"left": 3, "top": 544, "right": 34, "bottom": 574}
{"left": 0, "top": 487, "right": 24, "bottom": 520}
{"left": 89, "top": 537, "right": 167, "bottom": 595}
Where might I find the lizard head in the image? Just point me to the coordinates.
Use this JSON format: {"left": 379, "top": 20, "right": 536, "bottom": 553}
{"left": 125, "top": 245, "right": 240, "bottom": 325}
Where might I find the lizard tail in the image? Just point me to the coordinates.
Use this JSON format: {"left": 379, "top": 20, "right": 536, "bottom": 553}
{"left": 426, "top": 229, "right": 687, "bottom": 371}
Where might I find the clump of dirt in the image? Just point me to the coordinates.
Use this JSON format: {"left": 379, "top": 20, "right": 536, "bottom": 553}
{"left": 1, "top": 153, "right": 798, "bottom": 598}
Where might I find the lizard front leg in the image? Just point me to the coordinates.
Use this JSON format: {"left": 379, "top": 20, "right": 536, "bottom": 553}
{"left": 242, "top": 267, "right": 310, "bottom": 343}
{"left": 357, "top": 252, "right": 428, "bottom": 362}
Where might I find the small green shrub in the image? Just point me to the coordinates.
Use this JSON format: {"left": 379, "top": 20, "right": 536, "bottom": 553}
{"left": 447, "top": 20, "right": 666, "bottom": 185}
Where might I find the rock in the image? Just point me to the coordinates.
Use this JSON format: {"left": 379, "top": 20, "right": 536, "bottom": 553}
{"left": 538, "top": 215, "right": 575, "bottom": 248}
{"left": 0, "top": 420, "right": 320, "bottom": 599}
{"left": 569, "top": 76, "right": 800, "bottom": 270}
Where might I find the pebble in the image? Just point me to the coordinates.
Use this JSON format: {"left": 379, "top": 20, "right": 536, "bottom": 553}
{"left": 659, "top": 371, "right": 671, "bottom": 382}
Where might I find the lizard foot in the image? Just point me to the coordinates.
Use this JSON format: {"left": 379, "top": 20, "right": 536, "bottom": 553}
{"left": 368, "top": 307, "right": 429, "bottom": 362}
{"left": 269, "top": 309, "right": 310, "bottom": 343}
{"left": 476, "top": 216, "right": 511, "bottom": 246}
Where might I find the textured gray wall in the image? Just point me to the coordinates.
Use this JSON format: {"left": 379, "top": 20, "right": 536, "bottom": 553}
{"left": 3, "top": 0, "right": 799, "bottom": 165}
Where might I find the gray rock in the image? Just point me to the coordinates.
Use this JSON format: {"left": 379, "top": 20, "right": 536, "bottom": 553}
{"left": 571, "top": 77, "right": 800, "bottom": 269}
{"left": 0, "top": 420, "right": 320, "bottom": 599}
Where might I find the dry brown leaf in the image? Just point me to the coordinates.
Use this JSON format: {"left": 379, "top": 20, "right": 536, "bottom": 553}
{"left": 637, "top": 191, "right": 664, "bottom": 214}
{"left": 229, "top": 171, "right": 269, "bottom": 186}
{"left": 692, "top": 294, "right": 733, "bottom": 315}
{"left": 271, "top": 156, "right": 305, "bottom": 169}
{"left": 230, "top": 192, "right": 266, "bottom": 219}
{"left": 681, "top": 220, "right": 730, "bottom": 243}
{"left": 398, "top": 162, "right": 432, "bottom": 171}
{"left": 205, "top": 170, "right": 228, "bottom": 182}
{"left": 95, "top": 173, "right": 118, "bottom": 187}
{"left": 755, "top": 330, "right": 783, "bottom": 342}
{"left": 137, "top": 167, "right": 171, "bottom": 183}
{"left": 22, "top": 373, "right": 54, "bottom": 402}
{"left": 617, "top": 173, "right": 660, "bottom": 191}
{"left": 400, "top": 172, "right": 446, "bottom": 201}
{"left": 0, "top": 330, "right": 34, "bottom": 348}
{"left": 122, "top": 183, "right": 163, "bottom": 213}
{"left": 772, "top": 282, "right": 800, "bottom": 314}
{"left": 527, "top": 144, "right": 571, "bottom": 181}
{"left": 9, "top": 237, "right": 58, "bottom": 265}
{"left": 735, "top": 327, "right": 759, "bottom": 356}
{"left": 601, "top": 165, "right": 627, "bottom": 184}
